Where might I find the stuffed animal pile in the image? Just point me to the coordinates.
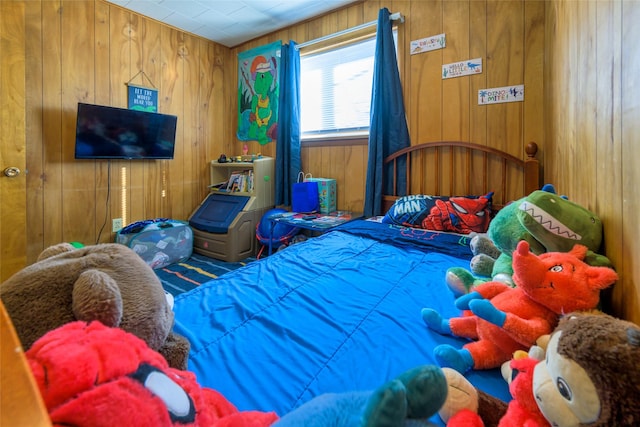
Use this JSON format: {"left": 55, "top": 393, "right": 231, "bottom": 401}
{"left": 3, "top": 241, "right": 635, "bottom": 426}
{"left": 422, "top": 240, "right": 618, "bottom": 372}
{"left": 446, "top": 185, "right": 612, "bottom": 296}
{"left": 441, "top": 311, "right": 640, "bottom": 427}
{"left": 0, "top": 242, "right": 190, "bottom": 369}
{"left": 2, "top": 241, "right": 449, "bottom": 426}
{"left": 21, "top": 310, "right": 640, "bottom": 426}
{"left": 26, "top": 320, "right": 448, "bottom": 427}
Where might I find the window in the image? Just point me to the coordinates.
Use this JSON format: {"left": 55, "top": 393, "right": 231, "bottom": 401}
{"left": 300, "top": 29, "right": 397, "bottom": 141}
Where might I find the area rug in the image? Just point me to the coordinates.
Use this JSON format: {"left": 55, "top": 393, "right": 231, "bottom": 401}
{"left": 156, "top": 253, "right": 256, "bottom": 296}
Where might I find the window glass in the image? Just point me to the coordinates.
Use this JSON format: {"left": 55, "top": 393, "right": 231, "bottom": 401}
{"left": 300, "top": 30, "right": 397, "bottom": 141}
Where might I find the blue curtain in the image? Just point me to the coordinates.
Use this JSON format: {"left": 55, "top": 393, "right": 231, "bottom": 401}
{"left": 275, "top": 41, "right": 302, "bottom": 207}
{"left": 364, "top": 8, "right": 411, "bottom": 217}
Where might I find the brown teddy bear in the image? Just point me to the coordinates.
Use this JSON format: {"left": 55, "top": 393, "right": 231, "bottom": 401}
{"left": 0, "top": 242, "right": 190, "bottom": 369}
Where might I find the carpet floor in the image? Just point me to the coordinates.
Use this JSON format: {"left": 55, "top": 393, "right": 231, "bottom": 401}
{"left": 155, "top": 253, "right": 256, "bottom": 296}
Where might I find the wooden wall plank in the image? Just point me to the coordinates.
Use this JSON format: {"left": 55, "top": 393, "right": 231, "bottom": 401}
{"left": 25, "top": 0, "right": 44, "bottom": 259}
{"left": 575, "top": 2, "right": 598, "bottom": 211}
{"left": 40, "top": 0, "right": 63, "bottom": 249}
{"left": 594, "top": 0, "right": 622, "bottom": 318}
{"left": 140, "top": 17, "right": 165, "bottom": 220}
{"left": 161, "top": 27, "right": 185, "bottom": 220}
{"left": 94, "top": 0, "right": 112, "bottom": 243}
{"left": 469, "top": 0, "right": 487, "bottom": 146}
{"left": 127, "top": 13, "right": 147, "bottom": 226}
{"left": 409, "top": 1, "right": 443, "bottom": 145}
{"left": 197, "top": 39, "right": 214, "bottom": 206}
{"left": 61, "top": 0, "right": 96, "bottom": 244}
{"left": 442, "top": 1, "right": 470, "bottom": 196}
{"left": 108, "top": 6, "right": 132, "bottom": 228}
{"left": 181, "top": 33, "right": 200, "bottom": 219}
{"left": 523, "top": 0, "right": 544, "bottom": 184}
{"left": 485, "top": 0, "right": 524, "bottom": 201}
{"left": 210, "top": 43, "right": 232, "bottom": 167}
{"left": 442, "top": 1, "right": 470, "bottom": 142}
{"left": 619, "top": 0, "right": 640, "bottom": 322}
{"left": 486, "top": 0, "right": 524, "bottom": 157}
{"left": 468, "top": 1, "right": 488, "bottom": 198}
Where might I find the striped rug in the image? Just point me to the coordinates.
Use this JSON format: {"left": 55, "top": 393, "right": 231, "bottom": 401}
{"left": 155, "top": 253, "right": 256, "bottom": 296}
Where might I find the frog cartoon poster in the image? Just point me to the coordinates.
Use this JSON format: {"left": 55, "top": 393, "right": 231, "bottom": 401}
{"left": 237, "top": 41, "right": 281, "bottom": 145}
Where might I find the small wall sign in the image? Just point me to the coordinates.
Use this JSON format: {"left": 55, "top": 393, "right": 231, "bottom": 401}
{"left": 478, "top": 84, "right": 525, "bottom": 105}
{"left": 410, "top": 33, "right": 446, "bottom": 55}
{"left": 127, "top": 84, "right": 158, "bottom": 112}
{"left": 442, "top": 58, "right": 483, "bottom": 79}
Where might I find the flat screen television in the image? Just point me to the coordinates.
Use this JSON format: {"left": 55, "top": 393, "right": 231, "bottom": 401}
{"left": 74, "top": 102, "right": 177, "bottom": 160}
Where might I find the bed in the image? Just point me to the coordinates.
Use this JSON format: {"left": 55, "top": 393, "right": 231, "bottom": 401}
{"left": 172, "top": 141, "right": 540, "bottom": 425}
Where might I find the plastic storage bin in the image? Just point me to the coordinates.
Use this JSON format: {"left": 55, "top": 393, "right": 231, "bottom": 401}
{"left": 116, "top": 218, "right": 193, "bottom": 269}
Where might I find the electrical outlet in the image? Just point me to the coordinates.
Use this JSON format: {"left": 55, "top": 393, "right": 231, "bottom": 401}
{"left": 112, "top": 218, "right": 123, "bottom": 232}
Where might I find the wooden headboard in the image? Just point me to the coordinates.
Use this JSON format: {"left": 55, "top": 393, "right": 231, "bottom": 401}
{"left": 382, "top": 141, "right": 539, "bottom": 213}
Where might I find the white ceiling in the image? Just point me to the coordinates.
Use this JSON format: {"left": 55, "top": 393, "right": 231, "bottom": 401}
{"left": 106, "top": 0, "right": 359, "bottom": 48}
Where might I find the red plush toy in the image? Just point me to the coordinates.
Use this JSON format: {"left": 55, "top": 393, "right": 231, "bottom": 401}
{"left": 26, "top": 321, "right": 279, "bottom": 427}
{"left": 447, "top": 409, "right": 485, "bottom": 427}
{"left": 423, "top": 240, "right": 619, "bottom": 372}
{"left": 496, "top": 353, "right": 549, "bottom": 427}
{"left": 445, "top": 351, "right": 550, "bottom": 427}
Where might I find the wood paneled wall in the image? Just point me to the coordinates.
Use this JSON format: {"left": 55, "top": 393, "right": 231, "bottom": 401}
{"left": 544, "top": 0, "right": 639, "bottom": 323}
{"left": 3, "top": 0, "right": 638, "bottom": 323}
{"left": 19, "top": 0, "right": 232, "bottom": 262}
{"left": 233, "top": 0, "right": 545, "bottom": 211}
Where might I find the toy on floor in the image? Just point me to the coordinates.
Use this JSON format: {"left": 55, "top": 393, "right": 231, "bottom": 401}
{"left": 0, "top": 242, "right": 190, "bottom": 370}
{"left": 439, "top": 311, "right": 640, "bottom": 427}
{"left": 27, "top": 320, "right": 450, "bottom": 427}
{"left": 422, "top": 240, "right": 618, "bottom": 372}
{"left": 446, "top": 185, "right": 612, "bottom": 296}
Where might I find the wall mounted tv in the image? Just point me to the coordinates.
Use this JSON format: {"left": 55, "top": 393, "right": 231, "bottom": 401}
{"left": 74, "top": 102, "right": 177, "bottom": 160}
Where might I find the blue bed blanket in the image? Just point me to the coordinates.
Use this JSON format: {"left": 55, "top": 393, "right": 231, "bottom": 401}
{"left": 173, "top": 220, "right": 510, "bottom": 424}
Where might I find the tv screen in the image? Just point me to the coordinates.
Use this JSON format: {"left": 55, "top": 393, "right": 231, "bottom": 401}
{"left": 189, "top": 193, "right": 250, "bottom": 233}
{"left": 74, "top": 102, "right": 177, "bottom": 160}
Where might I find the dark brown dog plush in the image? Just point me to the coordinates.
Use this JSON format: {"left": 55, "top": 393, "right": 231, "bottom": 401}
{"left": 0, "top": 242, "right": 190, "bottom": 369}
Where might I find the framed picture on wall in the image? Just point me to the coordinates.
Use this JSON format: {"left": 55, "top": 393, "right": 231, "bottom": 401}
{"left": 127, "top": 84, "right": 158, "bottom": 112}
{"left": 237, "top": 40, "right": 281, "bottom": 146}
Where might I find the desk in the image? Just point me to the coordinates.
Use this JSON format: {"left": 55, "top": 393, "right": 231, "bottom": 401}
{"left": 268, "top": 211, "right": 362, "bottom": 255}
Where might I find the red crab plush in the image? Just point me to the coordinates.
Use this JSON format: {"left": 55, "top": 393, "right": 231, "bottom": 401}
{"left": 26, "top": 321, "right": 278, "bottom": 427}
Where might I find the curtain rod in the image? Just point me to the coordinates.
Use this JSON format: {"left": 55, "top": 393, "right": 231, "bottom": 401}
{"left": 296, "top": 12, "right": 404, "bottom": 49}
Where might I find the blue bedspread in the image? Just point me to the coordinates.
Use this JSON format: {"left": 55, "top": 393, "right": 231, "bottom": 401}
{"left": 173, "top": 220, "right": 510, "bottom": 424}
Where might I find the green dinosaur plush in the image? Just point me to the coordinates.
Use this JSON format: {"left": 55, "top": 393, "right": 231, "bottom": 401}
{"left": 446, "top": 185, "right": 612, "bottom": 295}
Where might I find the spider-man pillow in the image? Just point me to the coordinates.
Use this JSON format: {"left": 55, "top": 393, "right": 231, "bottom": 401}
{"left": 381, "top": 192, "right": 494, "bottom": 234}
